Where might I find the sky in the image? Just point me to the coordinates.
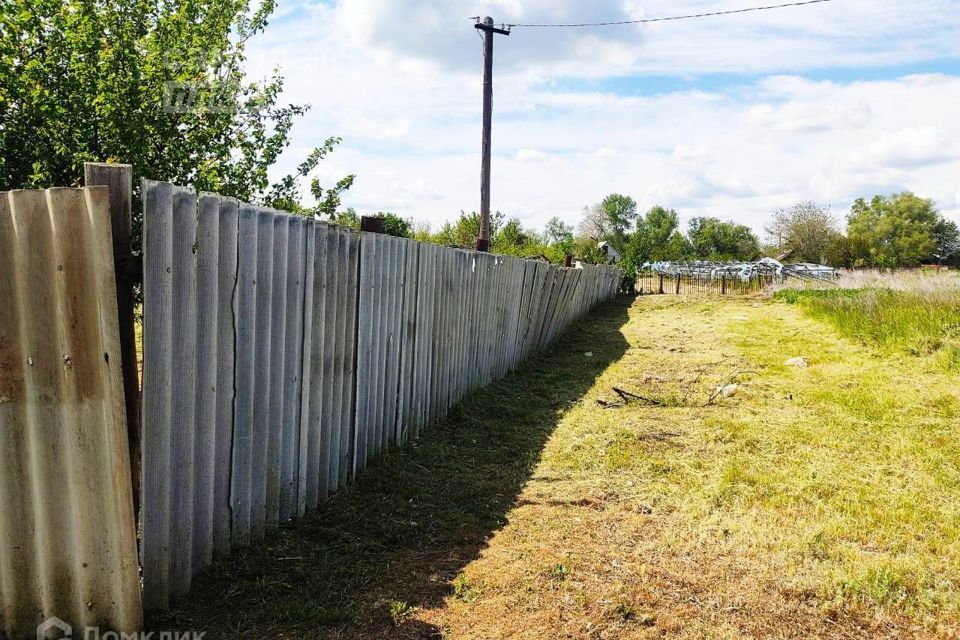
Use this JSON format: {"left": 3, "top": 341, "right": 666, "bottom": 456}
{"left": 245, "top": 0, "right": 960, "bottom": 238}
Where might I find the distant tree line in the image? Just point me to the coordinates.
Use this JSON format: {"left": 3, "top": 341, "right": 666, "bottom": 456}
{"left": 765, "top": 193, "right": 960, "bottom": 268}
{"left": 575, "top": 194, "right": 761, "bottom": 274}
{"left": 327, "top": 191, "right": 959, "bottom": 271}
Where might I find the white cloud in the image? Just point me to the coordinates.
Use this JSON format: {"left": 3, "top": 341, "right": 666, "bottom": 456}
{"left": 244, "top": 0, "right": 960, "bottom": 232}
{"left": 515, "top": 149, "right": 549, "bottom": 162}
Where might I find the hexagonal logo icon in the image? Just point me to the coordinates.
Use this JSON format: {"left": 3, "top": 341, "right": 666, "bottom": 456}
{"left": 36, "top": 617, "right": 72, "bottom": 640}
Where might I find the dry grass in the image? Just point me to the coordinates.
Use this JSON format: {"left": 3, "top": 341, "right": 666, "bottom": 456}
{"left": 156, "top": 296, "right": 960, "bottom": 639}
{"left": 428, "top": 297, "right": 960, "bottom": 639}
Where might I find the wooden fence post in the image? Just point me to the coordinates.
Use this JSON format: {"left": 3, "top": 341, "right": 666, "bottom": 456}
{"left": 84, "top": 162, "right": 141, "bottom": 513}
{"left": 658, "top": 274, "right": 664, "bottom": 294}
{"left": 675, "top": 274, "right": 681, "bottom": 294}
{"left": 721, "top": 275, "right": 726, "bottom": 295}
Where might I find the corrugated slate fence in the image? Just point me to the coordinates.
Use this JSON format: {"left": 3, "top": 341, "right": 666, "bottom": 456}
{"left": 140, "top": 180, "right": 621, "bottom": 610}
{"left": 0, "top": 188, "right": 142, "bottom": 637}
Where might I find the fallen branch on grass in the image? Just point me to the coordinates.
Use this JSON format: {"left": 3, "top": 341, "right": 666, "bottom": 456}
{"left": 597, "top": 387, "right": 665, "bottom": 409}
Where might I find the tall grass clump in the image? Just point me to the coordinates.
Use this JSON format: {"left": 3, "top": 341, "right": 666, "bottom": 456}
{"left": 775, "top": 288, "right": 960, "bottom": 366}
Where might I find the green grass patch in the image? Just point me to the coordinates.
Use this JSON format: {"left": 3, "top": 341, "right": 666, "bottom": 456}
{"left": 774, "top": 288, "right": 960, "bottom": 365}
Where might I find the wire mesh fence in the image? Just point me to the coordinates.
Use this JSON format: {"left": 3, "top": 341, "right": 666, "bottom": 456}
{"left": 634, "top": 271, "right": 779, "bottom": 296}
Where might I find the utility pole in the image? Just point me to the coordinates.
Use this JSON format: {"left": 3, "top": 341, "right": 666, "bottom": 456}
{"left": 475, "top": 16, "right": 510, "bottom": 252}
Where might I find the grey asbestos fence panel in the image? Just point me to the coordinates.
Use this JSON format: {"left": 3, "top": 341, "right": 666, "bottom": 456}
{"left": 367, "top": 235, "right": 381, "bottom": 457}
{"left": 366, "top": 234, "right": 381, "bottom": 459}
{"left": 426, "top": 244, "right": 439, "bottom": 426}
{"left": 387, "top": 236, "right": 402, "bottom": 447}
{"left": 322, "top": 228, "right": 343, "bottom": 495}
{"left": 353, "top": 233, "right": 372, "bottom": 474}
{"left": 399, "top": 240, "right": 419, "bottom": 443}
{"left": 213, "top": 198, "right": 238, "bottom": 554}
{"left": 303, "top": 222, "right": 326, "bottom": 511}
{"left": 331, "top": 228, "right": 350, "bottom": 490}
{"left": 464, "top": 254, "right": 479, "bottom": 395}
{"left": 398, "top": 238, "right": 415, "bottom": 443}
{"left": 436, "top": 247, "right": 446, "bottom": 418}
{"left": 458, "top": 251, "right": 471, "bottom": 398}
{"left": 414, "top": 244, "right": 434, "bottom": 433}
{"left": 266, "top": 217, "right": 289, "bottom": 527}
{"left": 316, "top": 226, "right": 334, "bottom": 493}
{"left": 142, "top": 181, "right": 174, "bottom": 611}
{"left": 249, "top": 211, "right": 275, "bottom": 541}
{"left": 297, "top": 221, "right": 316, "bottom": 517}
{"left": 192, "top": 194, "right": 221, "bottom": 573}
{"left": 280, "top": 217, "right": 306, "bottom": 521}
{"left": 231, "top": 204, "right": 258, "bottom": 546}
{"left": 438, "top": 248, "right": 452, "bottom": 415}
{"left": 341, "top": 230, "right": 360, "bottom": 486}
{"left": 169, "top": 187, "right": 199, "bottom": 597}
{"left": 389, "top": 237, "right": 404, "bottom": 444}
{"left": 378, "top": 237, "right": 393, "bottom": 448}
{"left": 476, "top": 255, "right": 489, "bottom": 389}
{"left": 381, "top": 237, "right": 399, "bottom": 448}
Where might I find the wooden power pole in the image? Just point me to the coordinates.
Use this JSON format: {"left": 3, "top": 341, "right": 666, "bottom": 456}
{"left": 475, "top": 16, "right": 509, "bottom": 252}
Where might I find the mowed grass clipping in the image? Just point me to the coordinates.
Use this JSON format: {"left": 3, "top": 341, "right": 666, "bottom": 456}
{"left": 774, "top": 287, "right": 960, "bottom": 368}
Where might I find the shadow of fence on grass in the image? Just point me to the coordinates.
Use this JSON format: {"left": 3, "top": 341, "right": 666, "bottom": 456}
{"left": 150, "top": 296, "right": 633, "bottom": 639}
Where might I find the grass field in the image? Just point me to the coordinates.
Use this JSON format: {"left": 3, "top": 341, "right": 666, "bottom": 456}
{"left": 154, "top": 294, "right": 960, "bottom": 639}
{"left": 775, "top": 287, "right": 960, "bottom": 369}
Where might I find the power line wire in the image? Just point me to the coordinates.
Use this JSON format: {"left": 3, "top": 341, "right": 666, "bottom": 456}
{"left": 502, "top": 0, "right": 835, "bottom": 29}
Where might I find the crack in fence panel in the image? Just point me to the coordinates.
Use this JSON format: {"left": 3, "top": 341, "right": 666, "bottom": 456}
{"left": 0, "top": 188, "right": 141, "bottom": 638}
{"left": 139, "top": 181, "right": 620, "bottom": 611}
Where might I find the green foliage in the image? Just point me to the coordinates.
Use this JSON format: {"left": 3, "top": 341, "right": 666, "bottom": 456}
{"left": 264, "top": 137, "right": 355, "bottom": 217}
{"left": 823, "top": 233, "right": 855, "bottom": 269}
{"left": 388, "top": 600, "right": 416, "bottom": 625}
{"left": 431, "top": 210, "right": 504, "bottom": 248}
{"left": 766, "top": 201, "right": 840, "bottom": 264}
{"left": 577, "top": 194, "right": 638, "bottom": 249}
{"left": 621, "top": 206, "right": 693, "bottom": 274}
{"left": 0, "top": 0, "right": 351, "bottom": 243}
{"left": 846, "top": 193, "right": 948, "bottom": 267}
{"left": 545, "top": 216, "right": 574, "bottom": 255}
{"left": 372, "top": 212, "right": 413, "bottom": 238}
{"left": 687, "top": 217, "right": 760, "bottom": 261}
{"left": 573, "top": 236, "right": 604, "bottom": 264}
{"left": 333, "top": 207, "right": 361, "bottom": 230}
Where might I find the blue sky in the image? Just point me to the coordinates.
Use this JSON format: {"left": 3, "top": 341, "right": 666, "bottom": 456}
{"left": 247, "top": 0, "right": 960, "bottom": 236}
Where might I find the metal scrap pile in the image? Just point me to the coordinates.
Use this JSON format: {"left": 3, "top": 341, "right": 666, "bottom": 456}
{"left": 643, "top": 257, "right": 837, "bottom": 281}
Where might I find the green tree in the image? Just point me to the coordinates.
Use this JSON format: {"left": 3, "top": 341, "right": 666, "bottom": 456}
{"left": 545, "top": 216, "right": 574, "bottom": 254}
{"left": 577, "top": 194, "right": 638, "bottom": 248}
{"left": 846, "top": 193, "right": 944, "bottom": 267}
{"left": 333, "top": 207, "right": 361, "bottom": 230}
{"left": 433, "top": 211, "right": 505, "bottom": 248}
{"left": 0, "top": 0, "right": 352, "bottom": 239}
{"left": 621, "top": 205, "right": 686, "bottom": 273}
{"left": 687, "top": 217, "right": 759, "bottom": 260}
{"left": 370, "top": 212, "right": 413, "bottom": 238}
{"left": 822, "top": 233, "right": 854, "bottom": 269}
{"left": 495, "top": 218, "right": 529, "bottom": 249}
{"left": 932, "top": 218, "right": 960, "bottom": 266}
{"left": 766, "top": 201, "right": 839, "bottom": 264}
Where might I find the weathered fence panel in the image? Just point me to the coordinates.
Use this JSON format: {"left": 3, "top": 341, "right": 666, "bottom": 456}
{"left": 0, "top": 188, "right": 141, "bottom": 637}
{"left": 139, "top": 180, "right": 619, "bottom": 611}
